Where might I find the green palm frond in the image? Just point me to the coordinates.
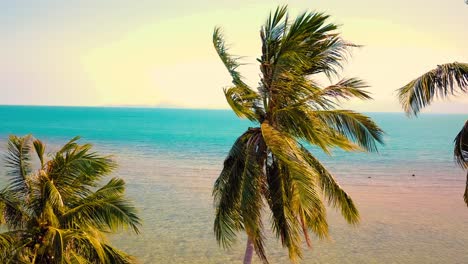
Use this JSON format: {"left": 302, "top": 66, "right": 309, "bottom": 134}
{"left": 46, "top": 227, "right": 64, "bottom": 263}
{"left": 0, "top": 230, "right": 32, "bottom": 263}
{"left": 0, "top": 232, "right": 15, "bottom": 250}
{"left": 63, "top": 189, "right": 140, "bottom": 233}
{"left": 213, "top": 130, "right": 253, "bottom": 248}
{"left": 262, "top": 121, "right": 327, "bottom": 230}
{"left": 43, "top": 178, "right": 65, "bottom": 212}
{"left": 48, "top": 143, "right": 116, "bottom": 201}
{"left": 101, "top": 244, "right": 136, "bottom": 264}
{"left": 213, "top": 28, "right": 263, "bottom": 121}
{"left": 313, "top": 110, "right": 384, "bottom": 152}
{"left": 261, "top": 122, "right": 323, "bottom": 211}
{"left": 213, "top": 27, "right": 247, "bottom": 87}
{"left": 68, "top": 230, "right": 108, "bottom": 263}
{"left": 224, "top": 86, "right": 263, "bottom": 122}
{"left": 258, "top": 6, "right": 363, "bottom": 117}
{"left": 57, "top": 136, "right": 81, "bottom": 154}
{"left": 465, "top": 171, "right": 468, "bottom": 208}
{"left": 0, "top": 189, "right": 27, "bottom": 229}
{"left": 273, "top": 11, "right": 353, "bottom": 80}
{"left": 5, "top": 135, "right": 32, "bottom": 195}
{"left": 397, "top": 62, "right": 468, "bottom": 116}
{"left": 454, "top": 121, "right": 468, "bottom": 170}
{"left": 32, "top": 139, "right": 46, "bottom": 169}
{"left": 454, "top": 121, "right": 468, "bottom": 207}
{"left": 319, "top": 78, "right": 372, "bottom": 101}
{"left": 239, "top": 132, "right": 268, "bottom": 263}
{"left": 265, "top": 158, "right": 302, "bottom": 260}
{"left": 273, "top": 106, "right": 363, "bottom": 154}
{"left": 282, "top": 78, "right": 370, "bottom": 111}
{"left": 300, "top": 146, "right": 359, "bottom": 224}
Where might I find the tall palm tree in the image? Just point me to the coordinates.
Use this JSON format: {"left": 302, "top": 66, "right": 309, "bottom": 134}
{"left": 397, "top": 62, "right": 468, "bottom": 206}
{"left": 0, "top": 135, "right": 141, "bottom": 263}
{"left": 212, "top": 6, "right": 384, "bottom": 264}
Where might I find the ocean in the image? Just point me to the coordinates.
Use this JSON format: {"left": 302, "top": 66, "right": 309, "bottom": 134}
{"left": 0, "top": 105, "right": 467, "bottom": 263}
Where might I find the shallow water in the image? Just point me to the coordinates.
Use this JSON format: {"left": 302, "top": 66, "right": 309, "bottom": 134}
{"left": 0, "top": 106, "right": 467, "bottom": 263}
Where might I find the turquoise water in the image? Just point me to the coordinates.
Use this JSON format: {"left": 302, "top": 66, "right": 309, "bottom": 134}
{"left": 0, "top": 105, "right": 467, "bottom": 263}
{"left": 0, "top": 105, "right": 465, "bottom": 185}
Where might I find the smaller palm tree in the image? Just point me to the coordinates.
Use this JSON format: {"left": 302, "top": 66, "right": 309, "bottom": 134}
{"left": 397, "top": 62, "right": 468, "bottom": 205}
{"left": 0, "top": 135, "right": 141, "bottom": 263}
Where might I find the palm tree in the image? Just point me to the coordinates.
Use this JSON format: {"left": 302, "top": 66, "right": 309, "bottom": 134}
{"left": 397, "top": 62, "right": 468, "bottom": 206}
{"left": 212, "top": 6, "right": 384, "bottom": 264}
{"left": 0, "top": 135, "right": 141, "bottom": 263}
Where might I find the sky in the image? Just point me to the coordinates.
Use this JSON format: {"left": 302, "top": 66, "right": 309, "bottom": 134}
{"left": 1, "top": 0, "right": 468, "bottom": 113}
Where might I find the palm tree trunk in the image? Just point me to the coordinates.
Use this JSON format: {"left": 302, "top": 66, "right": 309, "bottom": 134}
{"left": 243, "top": 237, "right": 254, "bottom": 264}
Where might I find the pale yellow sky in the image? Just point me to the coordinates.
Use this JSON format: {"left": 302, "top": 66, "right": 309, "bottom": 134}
{"left": 1, "top": 0, "right": 467, "bottom": 112}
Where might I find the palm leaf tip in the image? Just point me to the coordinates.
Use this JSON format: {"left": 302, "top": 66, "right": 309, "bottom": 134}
{"left": 397, "top": 62, "right": 468, "bottom": 115}
{"left": 212, "top": 27, "right": 245, "bottom": 87}
{"left": 454, "top": 121, "right": 468, "bottom": 169}
{"left": 213, "top": 27, "right": 263, "bottom": 122}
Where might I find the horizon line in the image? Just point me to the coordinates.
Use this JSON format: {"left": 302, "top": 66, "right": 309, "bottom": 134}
{"left": 1, "top": 103, "right": 468, "bottom": 115}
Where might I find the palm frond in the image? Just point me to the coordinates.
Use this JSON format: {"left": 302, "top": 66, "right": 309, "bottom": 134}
{"left": 213, "top": 27, "right": 247, "bottom": 87}
{"left": 300, "top": 146, "right": 359, "bottom": 224}
{"left": 454, "top": 121, "right": 468, "bottom": 207}
{"left": 67, "top": 230, "right": 107, "bottom": 264}
{"left": 43, "top": 179, "right": 65, "bottom": 212}
{"left": 62, "top": 186, "right": 141, "bottom": 234}
{"left": 273, "top": 106, "right": 362, "bottom": 154}
{"left": 0, "top": 230, "right": 32, "bottom": 263}
{"left": 319, "top": 78, "right": 372, "bottom": 101}
{"left": 32, "top": 139, "right": 46, "bottom": 168}
{"left": 261, "top": 121, "right": 327, "bottom": 261}
{"left": 224, "top": 86, "right": 263, "bottom": 122}
{"left": 213, "top": 27, "right": 263, "bottom": 121}
{"left": 102, "top": 244, "right": 137, "bottom": 264}
{"left": 213, "top": 130, "right": 255, "bottom": 249}
{"left": 259, "top": 5, "right": 288, "bottom": 92}
{"left": 464, "top": 171, "right": 468, "bottom": 207}
{"left": 0, "top": 232, "right": 15, "bottom": 250}
{"left": 47, "top": 142, "right": 116, "bottom": 202}
{"left": 57, "top": 136, "right": 81, "bottom": 154}
{"left": 4, "top": 135, "right": 32, "bottom": 195}
{"left": 265, "top": 158, "right": 302, "bottom": 261}
{"left": 238, "top": 132, "right": 268, "bottom": 263}
{"left": 0, "top": 189, "right": 28, "bottom": 229}
{"left": 46, "top": 227, "right": 64, "bottom": 263}
{"left": 274, "top": 11, "right": 353, "bottom": 80}
{"left": 312, "top": 110, "right": 384, "bottom": 152}
{"left": 454, "top": 121, "right": 468, "bottom": 169}
{"left": 397, "top": 62, "right": 468, "bottom": 115}
{"left": 258, "top": 8, "right": 360, "bottom": 116}
{"left": 261, "top": 122, "right": 323, "bottom": 211}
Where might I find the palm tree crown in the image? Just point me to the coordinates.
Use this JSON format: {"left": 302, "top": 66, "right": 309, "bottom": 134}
{"left": 213, "top": 6, "right": 384, "bottom": 263}
{"left": 397, "top": 62, "right": 468, "bottom": 205}
{"left": 0, "top": 135, "right": 141, "bottom": 263}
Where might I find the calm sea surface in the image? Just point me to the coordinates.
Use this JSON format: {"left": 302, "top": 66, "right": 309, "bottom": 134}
{"left": 0, "top": 105, "right": 467, "bottom": 263}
